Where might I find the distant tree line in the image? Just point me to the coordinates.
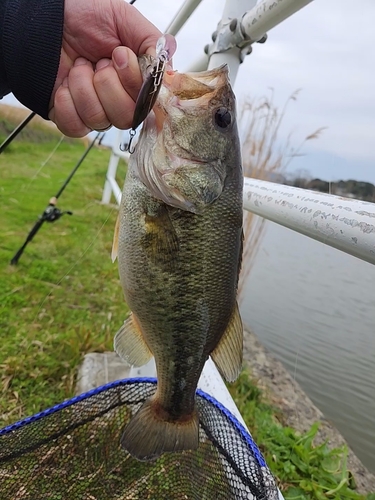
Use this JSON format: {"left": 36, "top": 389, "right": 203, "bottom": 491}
{"left": 268, "top": 170, "right": 375, "bottom": 202}
{"left": 291, "top": 178, "right": 375, "bottom": 202}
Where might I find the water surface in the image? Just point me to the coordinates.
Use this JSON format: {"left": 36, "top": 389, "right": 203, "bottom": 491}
{"left": 241, "top": 221, "right": 375, "bottom": 471}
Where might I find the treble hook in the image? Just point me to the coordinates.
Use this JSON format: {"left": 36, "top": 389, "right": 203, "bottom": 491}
{"left": 120, "top": 129, "right": 137, "bottom": 154}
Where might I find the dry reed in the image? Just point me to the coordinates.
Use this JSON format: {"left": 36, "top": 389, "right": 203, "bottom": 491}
{"left": 237, "top": 90, "right": 325, "bottom": 302}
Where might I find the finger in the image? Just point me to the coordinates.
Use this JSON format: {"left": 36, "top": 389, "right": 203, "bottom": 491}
{"left": 112, "top": 47, "right": 143, "bottom": 101}
{"left": 94, "top": 55, "right": 140, "bottom": 129}
{"left": 49, "top": 78, "right": 91, "bottom": 138}
{"left": 69, "top": 58, "right": 111, "bottom": 131}
{"left": 49, "top": 49, "right": 74, "bottom": 111}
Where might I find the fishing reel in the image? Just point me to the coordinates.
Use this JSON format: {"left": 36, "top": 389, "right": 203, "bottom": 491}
{"left": 41, "top": 204, "right": 73, "bottom": 223}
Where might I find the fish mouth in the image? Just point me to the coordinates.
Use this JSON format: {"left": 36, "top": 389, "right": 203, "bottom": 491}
{"left": 162, "top": 65, "right": 230, "bottom": 100}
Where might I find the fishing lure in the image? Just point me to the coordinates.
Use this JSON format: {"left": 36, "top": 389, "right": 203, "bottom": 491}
{"left": 121, "top": 35, "right": 176, "bottom": 154}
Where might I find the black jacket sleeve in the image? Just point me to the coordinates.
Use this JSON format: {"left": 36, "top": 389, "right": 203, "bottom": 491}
{"left": 0, "top": 0, "right": 64, "bottom": 119}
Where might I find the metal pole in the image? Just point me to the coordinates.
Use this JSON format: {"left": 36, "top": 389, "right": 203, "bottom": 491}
{"left": 102, "top": 154, "right": 120, "bottom": 204}
{"left": 165, "top": 0, "right": 204, "bottom": 36}
{"left": 208, "top": 0, "right": 257, "bottom": 82}
{"left": 10, "top": 218, "right": 45, "bottom": 265}
{"left": 243, "top": 178, "right": 375, "bottom": 266}
{"left": 102, "top": 129, "right": 129, "bottom": 205}
{"left": 241, "top": 0, "right": 314, "bottom": 42}
{"left": 0, "top": 112, "right": 35, "bottom": 154}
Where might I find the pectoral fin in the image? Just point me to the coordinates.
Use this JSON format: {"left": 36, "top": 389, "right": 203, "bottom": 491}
{"left": 111, "top": 213, "right": 120, "bottom": 263}
{"left": 211, "top": 302, "right": 243, "bottom": 382}
{"left": 142, "top": 205, "right": 179, "bottom": 266}
{"left": 114, "top": 314, "right": 153, "bottom": 367}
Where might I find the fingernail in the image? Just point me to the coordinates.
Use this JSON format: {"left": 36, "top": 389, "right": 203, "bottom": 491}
{"left": 62, "top": 77, "right": 69, "bottom": 88}
{"left": 113, "top": 47, "right": 129, "bottom": 70}
{"left": 74, "top": 57, "right": 89, "bottom": 67}
{"left": 96, "top": 58, "right": 111, "bottom": 71}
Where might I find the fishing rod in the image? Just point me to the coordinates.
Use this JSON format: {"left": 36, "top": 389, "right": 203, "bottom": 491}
{"left": 0, "top": 111, "right": 36, "bottom": 154}
{"left": 10, "top": 132, "right": 103, "bottom": 265}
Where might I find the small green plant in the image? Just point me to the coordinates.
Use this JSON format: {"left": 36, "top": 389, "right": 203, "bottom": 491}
{"left": 229, "top": 371, "right": 373, "bottom": 499}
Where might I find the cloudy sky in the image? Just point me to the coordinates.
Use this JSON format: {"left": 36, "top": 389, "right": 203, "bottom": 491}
{"left": 3, "top": 0, "right": 375, "bottom": 183}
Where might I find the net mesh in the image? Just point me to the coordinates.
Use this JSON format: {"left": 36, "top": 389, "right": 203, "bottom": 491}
{"left": 0, "top": 378, "right": 278, "bottom": 500}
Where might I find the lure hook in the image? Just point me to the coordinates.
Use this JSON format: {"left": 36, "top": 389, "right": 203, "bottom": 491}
{"left": 120, "top": 129, "right": 137, "bottom": 154}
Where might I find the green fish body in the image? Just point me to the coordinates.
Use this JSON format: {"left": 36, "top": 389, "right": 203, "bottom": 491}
{"left": 113, "top": 61, "right": 243, "bottom": 461}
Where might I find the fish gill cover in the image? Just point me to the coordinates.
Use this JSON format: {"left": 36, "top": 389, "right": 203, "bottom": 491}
{"left": 0, "top": 379, "right": 278, "bottom": 499}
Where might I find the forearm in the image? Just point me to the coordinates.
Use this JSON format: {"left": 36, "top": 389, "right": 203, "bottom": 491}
{"left": 0, "top": 0, "right": 64, "bottom": 119}
{"left": 0, "top": 0, "right": 8, "bottom": 97}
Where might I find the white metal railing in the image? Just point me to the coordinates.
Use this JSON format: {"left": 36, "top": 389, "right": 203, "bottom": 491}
{"left": 106, "top": 171, "right": 375, "bottom": 266}
{"left": 101, "top": 129, "right": 129, "bottom": 205}
{"left": 165, "top": 0, "right": 205, "bottom": 35}
{"left": 241, "top": 0, "right": 313, "bottom": 41}
{"left": 243, "top": 178, "right": 375, "bottom": 265}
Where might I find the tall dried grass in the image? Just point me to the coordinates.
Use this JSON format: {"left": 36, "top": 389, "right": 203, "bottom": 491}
{"left": 237, "top": 90, "right": 325, "bottom": 302}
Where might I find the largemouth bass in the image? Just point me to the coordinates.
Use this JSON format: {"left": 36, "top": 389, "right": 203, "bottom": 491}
{"left": 112, "top": 57, "right": 243, "bottom": 461}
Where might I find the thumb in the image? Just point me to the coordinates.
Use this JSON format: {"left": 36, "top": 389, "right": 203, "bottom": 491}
{"left": 116, "top": 3, "right": 163, "bottom": 56}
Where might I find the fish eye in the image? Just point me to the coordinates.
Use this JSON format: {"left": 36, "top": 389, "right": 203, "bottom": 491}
{"left": 214, "top": 107, "right": 232, "bottom": 130}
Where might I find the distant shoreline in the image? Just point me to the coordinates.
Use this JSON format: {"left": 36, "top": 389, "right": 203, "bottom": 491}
{"left": 267, "top": 172, "right": 375, "bottom": 202}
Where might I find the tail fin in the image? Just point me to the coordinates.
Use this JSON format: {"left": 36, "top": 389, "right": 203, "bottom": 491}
{"left": 121, "top": 397, "right": 199, "bottom": 461}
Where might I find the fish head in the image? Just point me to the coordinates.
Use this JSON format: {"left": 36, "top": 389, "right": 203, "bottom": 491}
{"left": 135, "top": 57, "right": 241, "bottom": 213}
{"left": 156, "top": 65, "right": 237, "bottom": 159}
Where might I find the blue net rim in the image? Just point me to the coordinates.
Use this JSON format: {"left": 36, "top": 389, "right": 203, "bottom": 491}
{"left": 0, "top": 377, "right": 266, "bottom": 468}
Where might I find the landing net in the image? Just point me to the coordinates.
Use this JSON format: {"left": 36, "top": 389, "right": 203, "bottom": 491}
{"left": 0, "top": 378, "right": 278, "bottom": 500}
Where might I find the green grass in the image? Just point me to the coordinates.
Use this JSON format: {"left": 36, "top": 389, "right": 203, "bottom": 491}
{"left": 0, "top": 134, "right": 128, "bottom": 425}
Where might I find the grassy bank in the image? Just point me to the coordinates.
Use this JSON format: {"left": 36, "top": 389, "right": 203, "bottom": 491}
{"left": 0, "top": 130, "right": 127, "bottom": 422}
{"left": 1, "top": 121, "right": 373, "bottom": 498}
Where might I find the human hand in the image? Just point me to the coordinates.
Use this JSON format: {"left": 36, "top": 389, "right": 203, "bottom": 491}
{"left": 49, "top": 0, "right": 163, "bottom": 137}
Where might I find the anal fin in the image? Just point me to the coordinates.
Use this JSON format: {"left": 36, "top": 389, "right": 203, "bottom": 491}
{"left": 211, "top": 302, "right": 243, "bottom": 382}
{"left": 114, "top": 314, "right": 153, "bottom": 367}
